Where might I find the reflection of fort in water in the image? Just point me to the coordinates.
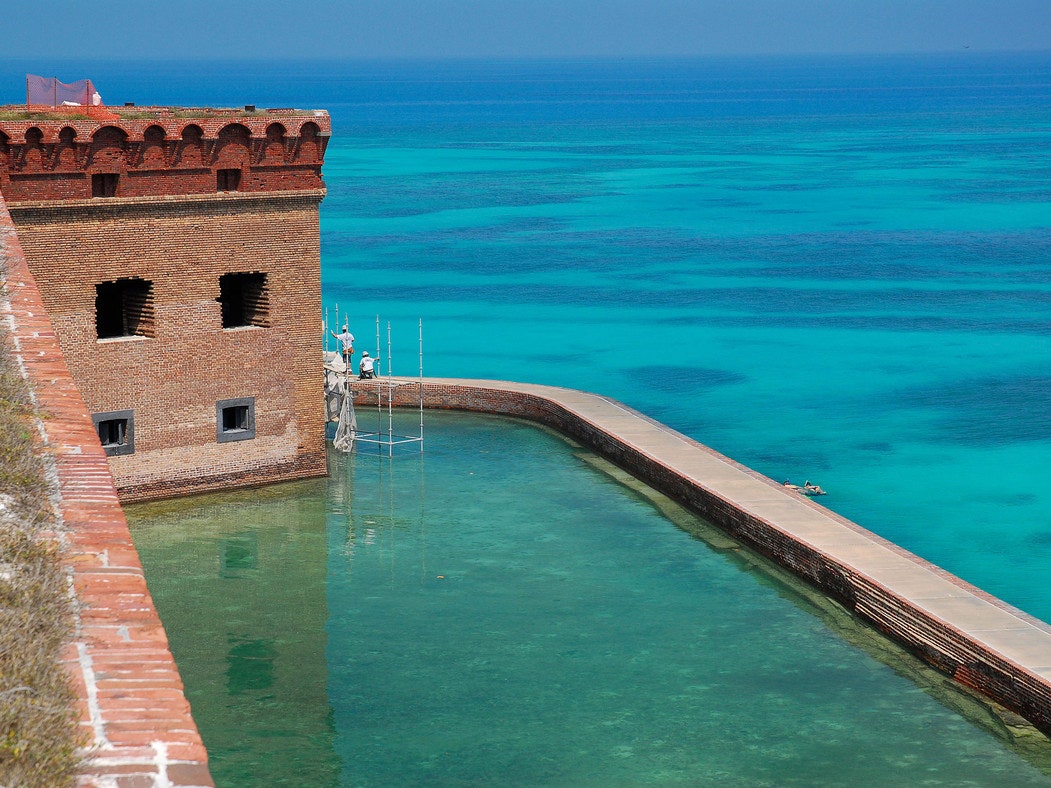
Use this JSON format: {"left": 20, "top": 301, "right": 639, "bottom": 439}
{"left": 124, "top": 436, "right": 428, "bottom": 785}
{"left": 128, "top": 479, "right": 337, "bottom": 786}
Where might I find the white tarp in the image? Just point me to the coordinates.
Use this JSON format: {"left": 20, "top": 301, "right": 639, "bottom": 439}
{"left": 333, "top": 386, "right": 358, "bottom": 453}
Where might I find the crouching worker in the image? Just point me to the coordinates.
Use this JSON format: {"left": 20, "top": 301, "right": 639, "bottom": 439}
{"left": 359, "top": 351, "right": 378, "bottom": 379}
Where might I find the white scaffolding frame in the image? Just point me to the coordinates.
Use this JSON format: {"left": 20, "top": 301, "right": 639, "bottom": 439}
{"left": 354, "top": 316, "right": 424, "bottom": 457}
{"left": 325, "top": 311, "right": 424, "bottom": 457}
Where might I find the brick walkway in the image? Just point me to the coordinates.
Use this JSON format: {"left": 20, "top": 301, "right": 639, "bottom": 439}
{"left": 1, "top": 198, "right": 212, "bottom": 787}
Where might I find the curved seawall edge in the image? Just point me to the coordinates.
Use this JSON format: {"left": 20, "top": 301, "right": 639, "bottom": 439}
{"left": 351, "top": 376, "right": 1051, "bottom": 739}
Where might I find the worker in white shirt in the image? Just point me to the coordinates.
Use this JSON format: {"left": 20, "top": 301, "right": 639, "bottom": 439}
{"left": 359, "top": 351, "right": 378, "bottom": 379}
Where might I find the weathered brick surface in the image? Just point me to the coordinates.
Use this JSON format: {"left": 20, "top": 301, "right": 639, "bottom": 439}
{"left": 0, "top": 107, "right": 330, "bottom": 500}
{"left": 1, "top": 194, "right": 212, "bottom": 785}
{"left": 352, "top": 378, "right": 1051, "bottom": 737}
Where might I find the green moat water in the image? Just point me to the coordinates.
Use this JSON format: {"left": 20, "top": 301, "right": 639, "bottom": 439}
{"left": 128, "top": 412, "right": 1051, "bottom": 786}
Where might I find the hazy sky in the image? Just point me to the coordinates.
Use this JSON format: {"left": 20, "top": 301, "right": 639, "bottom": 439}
{"left": 7, "top": 0, "right": 1050, "bottom": 59}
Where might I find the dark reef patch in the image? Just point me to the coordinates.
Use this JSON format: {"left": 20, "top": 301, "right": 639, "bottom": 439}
{"left": 896, "top": 374, "right": 1051, "bottom": 447}
{"left": 631, "top": 365, "right": 747, "bottom": 394}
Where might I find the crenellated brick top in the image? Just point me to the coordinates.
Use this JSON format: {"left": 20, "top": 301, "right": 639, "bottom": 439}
{"left": 0, "top": 107, "right": 330, "bottom": 201}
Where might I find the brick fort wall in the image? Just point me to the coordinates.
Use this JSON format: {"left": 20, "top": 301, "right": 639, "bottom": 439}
{"left": 0, "top": 109, "right": 331, "bottom": 500}
{"left": 8, "top": 193, "right": 325, "bottom": 500}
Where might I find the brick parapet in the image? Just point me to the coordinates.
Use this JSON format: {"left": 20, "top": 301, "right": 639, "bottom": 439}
{"left": 0, "top": 108, "right": 330, "bottom": 201}
{"left": 351, "top": 377, "right": 1051, "bottom": 738}
{"left": 0, "top": 194, "right": 213, "bottom": 786}
{"left": 0, "top": 108, "right": 331, "bottom": 143}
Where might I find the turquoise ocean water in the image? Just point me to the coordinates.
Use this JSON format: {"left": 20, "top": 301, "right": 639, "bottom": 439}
{"left": 2, "top": 53, "right": 1049, "bottom": 616}
{"left": 4, "top": 53, "right": 1051, "bottom": 782}
{"left": 313, "top": 53, "right": 1051, "bottom": 621}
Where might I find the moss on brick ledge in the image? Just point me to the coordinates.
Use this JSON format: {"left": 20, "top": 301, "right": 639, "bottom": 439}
{"left": 0, "top": 328, "right": 83, "bottom": 787}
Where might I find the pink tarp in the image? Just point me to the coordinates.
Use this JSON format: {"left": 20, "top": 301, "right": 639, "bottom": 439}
{"left": 26, "top": 74, "right": 103, "bottom": 107}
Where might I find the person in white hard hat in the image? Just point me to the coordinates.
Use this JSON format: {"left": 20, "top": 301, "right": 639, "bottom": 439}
{"left": 359, "top": 350, "right": 378, "bottom": 379}
{"left": 330, "top": 324, "right": 355, "bottom": 366}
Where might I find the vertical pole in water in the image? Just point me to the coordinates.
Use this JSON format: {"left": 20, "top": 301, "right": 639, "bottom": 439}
{"left": 374, "top": 314, "right": 381, "bottom": 445}
{"left": 418, "top": 318, "right": 424, "bottom": 452}
{"left": 387, "top": 321, "right": 394, "bottom": 458}
{"left": 324, "top": 307, "right": 330, "bottom": 354}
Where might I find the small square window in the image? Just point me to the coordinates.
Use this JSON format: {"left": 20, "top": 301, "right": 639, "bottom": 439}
{"left": 217, "top": 168, "right": 241, "bottom": 191}
{"left": 224, "top": 405, "right": 249, "bottom": 431}
{"left": 91, "top": 173, "right": 119, "bottom": 197}
{"left": 217, "top": 397, "right": 255, "bottom": 443}
{"left": 92, "top": 410, "right": 134, "bottom": 456}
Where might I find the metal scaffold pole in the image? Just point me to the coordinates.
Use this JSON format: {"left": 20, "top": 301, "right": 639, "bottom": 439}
{"left": 386, "top": 320, "right": 394, "bottom": 458}
{"left": 345, "top": 314, "right": 424, "bottom": 456}
{"left": 414, "top": 319, "right": 422, "bottom": 445}
{"left": 374, "top": 314, "right": 382, "bottom": 445}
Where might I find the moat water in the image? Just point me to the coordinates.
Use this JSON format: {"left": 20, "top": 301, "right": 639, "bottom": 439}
{"left": 128, "top": 412, "right": 1051, "bottom": 786}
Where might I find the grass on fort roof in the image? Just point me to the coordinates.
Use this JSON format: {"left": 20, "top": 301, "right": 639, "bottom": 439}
{"left": 113, "top": 108, "right": 271, "bottom": 119}
{"left": 0, "top": 110, "right": 93, "bottom": 121}
{"left": 0, "top": 322, "right": 84, "bottom": 787}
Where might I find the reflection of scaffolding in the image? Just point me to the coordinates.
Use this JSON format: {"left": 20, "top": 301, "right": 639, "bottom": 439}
{"left": 323, "top": 309, "right": 423, "bottom": 457}
{"left": 326, "top": 412, "right": 428, "bottom": 586}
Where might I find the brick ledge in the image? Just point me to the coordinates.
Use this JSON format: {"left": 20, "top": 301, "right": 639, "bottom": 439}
{"left": 0, "top": 193, "right": 213, "bottom": 787}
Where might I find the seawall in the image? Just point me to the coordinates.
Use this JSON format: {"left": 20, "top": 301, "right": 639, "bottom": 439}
{"left": 0, "top": 196, "right": 212, "bottom": 786}
{"left": 352, "top": 377, "right": 1051, "bottom": 737}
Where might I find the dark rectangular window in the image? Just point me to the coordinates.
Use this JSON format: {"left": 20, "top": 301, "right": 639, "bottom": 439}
{"left": 91, "top": 173, "right": 119, "bottom": 197}
{"left": 218, "top": 272, "right": 269, "bottom": 328}
{"left": 223, "top": 405, "right": 249, "bottom": 431}
{"left": 98, "top": 419, "right": 125, "bottom": 445}
{"left": 96, "top": 278, "right": 155, "bottom": 339}
{"left": 92, "top": 410, "right": 134, "bottom": 456}
{"left": 217, "top": 168, "right": 241, "bottom": 191}
{"left": 217, "top": 397, "right": 256, "bottom": 443}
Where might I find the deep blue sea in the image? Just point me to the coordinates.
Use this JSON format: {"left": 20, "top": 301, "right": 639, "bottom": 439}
{"left": 6, "top": 53, "right": 1051, "bottom": 783}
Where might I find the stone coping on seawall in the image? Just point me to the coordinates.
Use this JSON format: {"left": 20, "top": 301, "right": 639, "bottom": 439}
{"left": 350, "top": 376, "right": 1051, "bottom": 735}
{"left": 0, "top": 196, "right": 213, "bottom": 787}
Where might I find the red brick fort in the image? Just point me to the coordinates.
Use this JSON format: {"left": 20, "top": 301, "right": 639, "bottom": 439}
{"left": 0, "top": 106, "right": 331, "bottom": 500}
